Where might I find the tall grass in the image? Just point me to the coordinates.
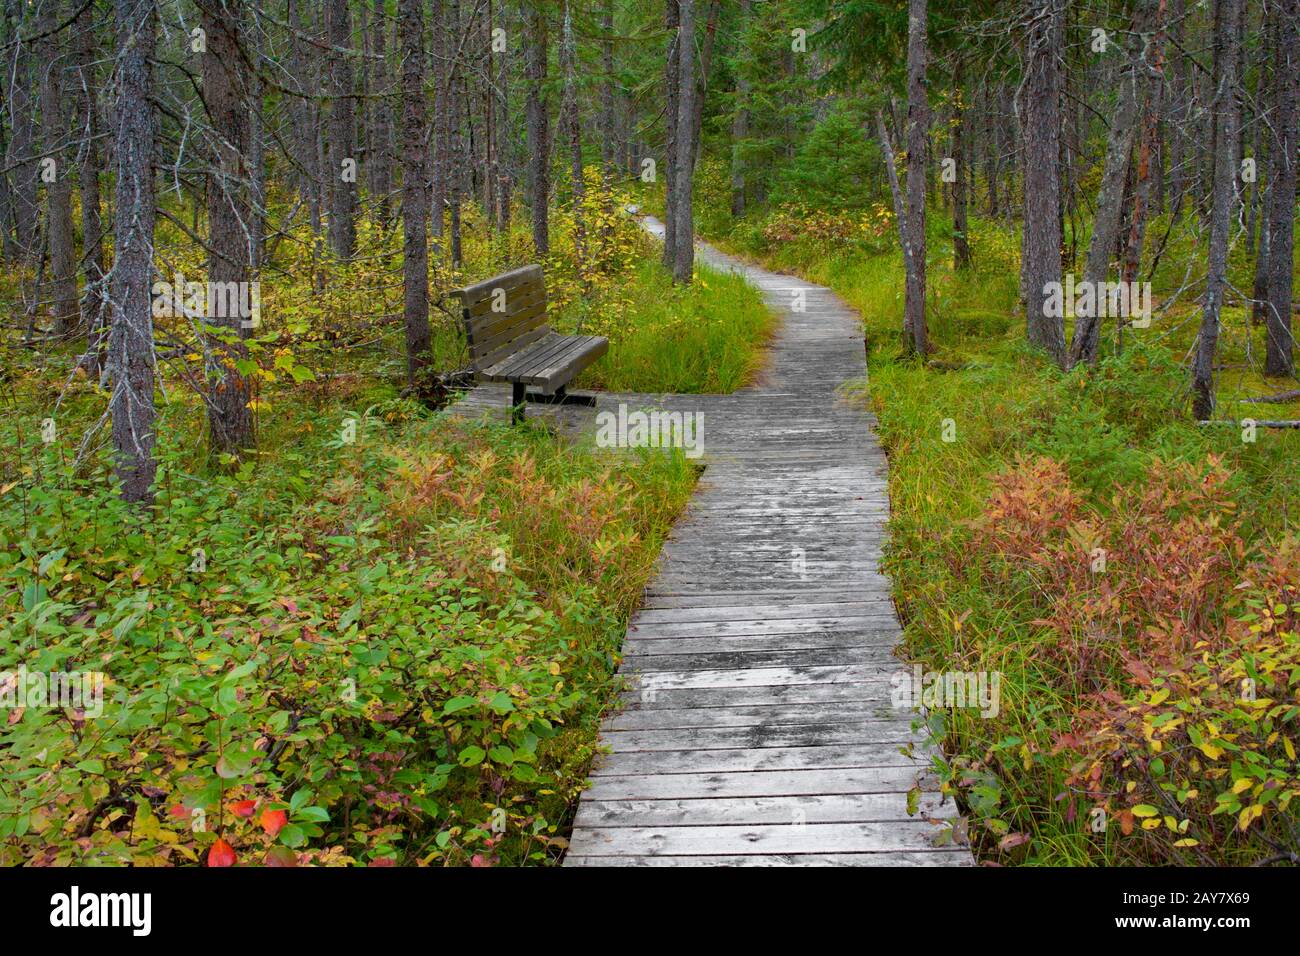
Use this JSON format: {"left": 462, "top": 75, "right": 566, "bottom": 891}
{"left": 563, "top": 256, "right": 775, "bottom": 394}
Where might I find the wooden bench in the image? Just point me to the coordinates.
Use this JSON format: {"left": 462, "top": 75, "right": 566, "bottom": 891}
{"left": 452, "top": 265, "right": 608, "bottom": 424}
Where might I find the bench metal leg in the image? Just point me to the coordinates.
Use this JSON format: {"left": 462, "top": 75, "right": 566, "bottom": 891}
{"left": 511, "top": 381, "right": 526, "bottom": 425}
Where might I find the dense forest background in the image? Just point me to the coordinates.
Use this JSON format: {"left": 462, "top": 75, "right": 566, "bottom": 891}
{"left": 0, "top": 0, "right": 1297, "bottom": 867}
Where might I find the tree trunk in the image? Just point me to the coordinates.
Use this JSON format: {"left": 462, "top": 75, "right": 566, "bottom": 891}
{"left": 952, "top": 58, "right": 972, "bottom": 270}
{"left": 1263, "top": 0, "right": 1297, "bottom": 377}
{"left": 601, "top": 0, "right": 617, "bottom": 178}
{"left": 430, "top": 0, "right": 447, "bottom": 245}
{"left": 1067, "top": 0, "right": 1157, "bottom": 366}
{"left": 370, "top": 0, "right": 394, "bottom": 223}
{"left": 1166, "top": 0, "right": 1188, "bottom": 220}
{"left": 327, "top": 0, "right": 357, "bottom": 259}
{"left": 561, "top": 1, "right": 586, "bottom": 265}
{"left": 1121, "top": 1, "right": 1167, "bottom": 291}
{"left": 1021, "top": 0, "right": 1067, "bottom": 367}
{"left": 107, "top": 0, "right": 158, "bottom": 504}
{"left": 662, "top": 0, "right": 681, "bottom": 270}
{"left": 1191, "top": 0, "right": 1241, "bottom": 419}
{"left": 730, "top": 0, "right": 751, "bottom": 218}
{"left": 199, "top": 0, "right": 255, "bottom": 454}
{"left": 75, "top": 2, "right": 107, "bottom": 372}
{"left": 3, "top": 0, "right": 39, "bottom": 263}
{"left": 524, "top": 0, "right": 550, "bottom": 256}
{"left": 878, "top": 108, "right": 922, "bottom": 339}
{"left": 398, "top": 0, "right": 430, "bottom": 389}
{"left": 39, "top": 0, "right": 79, "bottom": 339}
{"left": 496, "top": 0, "right": 512, "bottom": 233}
{"left": 671, "top": 0, "right": 695, "bottom": 283}
{"left": 902, "top": 0, "right": 928, "bottom": 355}
{"left": 690, "top": 0, "right": 719, "bottom": 171}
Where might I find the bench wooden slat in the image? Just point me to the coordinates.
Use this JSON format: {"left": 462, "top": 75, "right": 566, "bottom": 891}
{"left": 457, "top": 264, "right": 544, "bottom": 314}
{"left": 486, "top": 331, "right": 575, "bottom": 379}
{"left": 478, "top": 327, "right": 553, "bottom": 374}
{"left": 474, "top": 313, "right": 550, "bottom": 369}
{"left": 465, "top": 284, "right": 547, "bottom": 328}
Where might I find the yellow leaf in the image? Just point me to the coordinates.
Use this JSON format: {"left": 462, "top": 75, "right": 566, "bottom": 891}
{"left": 1198, "top": 741, "right": 1224, "bottom": 760}
{"left": 1173, "top": 838, "right": 1199, "bottom": 848}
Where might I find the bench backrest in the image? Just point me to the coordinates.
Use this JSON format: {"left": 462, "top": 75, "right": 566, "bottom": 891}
{"left": 454, "top": 264, "right": 550, "bottom": 371}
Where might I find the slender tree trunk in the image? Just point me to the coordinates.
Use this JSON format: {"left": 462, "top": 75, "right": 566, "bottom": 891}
{"left": 108, "top": 0, "right": 158, "bottom": 504}
{"left": 1121, "top": 0, "right": 1167, "bottom": 289}
{"left": 1067, "top": 0, "right": 1156, "bottom": 366}
{"left": 902, "top": 0, "right": 928, "bottom": 355}
{"left": 1263, "top": 0, "right": 1298, "bottom": 376}
{"left": 1021, "top": 0, "right": 1066, "bottom": 367}
{"left": 496, "top": 0, "right": 512, "bottom": 233}
{"left": 672, "top": 0, "right": 695, "bottom": 283}
{"left": 1191, "top": 0, "right": 1241, "bottom": 419}
{"left": 601, "top": 0, "right": 617, "bottom": 178}
{"left": 398, "top": 0, "right": 430, "bottom": 389}
{"left": 199, "top": 0, "right": 255, "bottom": 454}
{"left": 662, "top": 0, "right": 680, "bottom": 269}
{"left": 561, "top": 1, "right": 586, "bottom": 265}
{"left": 327, "top": 0, "right": 357, "bottom": 259}
{"left": 75, "top": 2, "right": 106, "bottom": 372}
{"left": 952, "top": 58, "right": 972, "bottom": 270}
{"left": 248, "top": 10, "right": 265, "bottom": 273}
{"left": 878, "top": 108, "right": 922, "bottom": 337}
{"left": 371, "top": 0, "right": 394, "bottom": 223}
{"left": 690, "top": 0, "right": 719, "bottom": 171}
{"left": 40, "top": 0, "right": 79, "bottom": 339}
{"left": 730, "top": 0, "right": 751, "bottom": 218}
{"left": 1167, "top": 0, "right": 1188, "bottom": 220}
{"left": 4, "top": 0, "right": 39, "bottom": 263}
{"left": 431, "top": 0, "right": 449, "bottom": 246}
{"left": 524, "top": 1, "right": 550, "bottom": 256}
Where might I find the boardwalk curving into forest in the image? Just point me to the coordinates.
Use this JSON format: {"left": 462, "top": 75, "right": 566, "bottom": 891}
{"left": 455, "top": 220, "right": 972, "bottom": 866}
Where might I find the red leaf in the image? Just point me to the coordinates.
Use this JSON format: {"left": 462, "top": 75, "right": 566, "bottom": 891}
{"left": 230, "top": 799, "right": 257, "bottom": 818}
{"left": 259, "top": 808, "right": 288, "bottom": 838}
{"left": 168, "top": 803, "right": 189, "bottom": 819}
{"left": 264, "top": 845, "right": 298, "bottom": 868}
{"left": 207, "top": 838, "right": 237, "bottom": 868}
{"left": 367, "top": 857, "right": 396, "bottom": 867}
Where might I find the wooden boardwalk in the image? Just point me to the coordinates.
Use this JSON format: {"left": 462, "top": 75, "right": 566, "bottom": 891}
{"left": 453, "top": 220, "right": 971, "bottom": 866}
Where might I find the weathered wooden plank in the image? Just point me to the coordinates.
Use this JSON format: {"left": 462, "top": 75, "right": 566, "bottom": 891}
{"left": 627, "top": 615, "right": 898, "bottom": 640}
{"left": 572, "top": 793, "right": 956, "bottom": 828}
{"left": 587, "top": 744, "right": 923, "bottom": 776}
{"left": 632, "top": 600, "right": 894, "bottom": 624}
{"left": 617, "top": 680, "right": 895, "bottom": 710}
{"left": 580, "top": 766, "right": 937, "bottom": 800}
{"left": 628, "top": 664, "right": 902, "bottom": 692}
{"left": 606, "top": 700, "right": 896, "bottom": 730}
{"left": 599, "top": 721, "right": 917, "bottom": 752}
{"left": 623, "top": 631, "right": 900, "bottom": 658}
{"left": 566, "top": 821, "right": 960, "bottom": 856}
